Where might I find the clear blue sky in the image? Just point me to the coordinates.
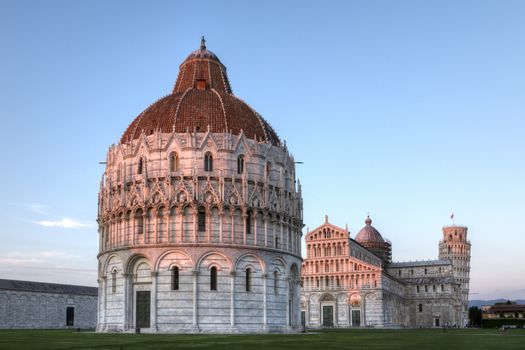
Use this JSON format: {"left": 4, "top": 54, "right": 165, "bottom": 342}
{"left": 0, "top": 0, "right": 524, "bottom": 300}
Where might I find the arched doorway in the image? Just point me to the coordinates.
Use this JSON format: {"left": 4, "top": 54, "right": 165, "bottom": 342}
{"left": 349, "top": 294, "right": 362, "bottom": 327}
{"left": 129, "top": 257, "right": 152, "bottom": 329}
{"left": 320, "top": 293, "right": 335, "bottom": 327}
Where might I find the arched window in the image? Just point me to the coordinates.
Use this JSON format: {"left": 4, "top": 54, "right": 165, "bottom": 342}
{"left": 171, "top": 266, "right": 179, "bottom": 291}
{"left": 125, "top": 211, "right": 131, "bottom": 243}
{"left": 237, "top": 155, "right": 244, "bottom": 174}
{"left": 135, "top": 209, "right": 144, "bottom": 235}
{"left": 146, "top": 208, "right": 154, "bottom": 239}
{"left": 245, "top": 210, "right": 252, "bottom": 234}
{"left": 245, "top": 268, "right": 251, "bottom": 292}
{"left": 138, "top": 157, "right": 145, "bottom": 175}
{"left": 210, "top": 266, "right": 217, "bottom": 291}
{"left": 198, "top": 208, "right": 206, "bottom": 232}
{"left": 418, "top": 303, "right": 423, "bottom": 312}
{"left": 169, "top": 152, "right": 178, "bottom": 173}
{"left": 273, "top": 271, "right": 279, "bottom": 294}
{"left": 448, "top": 246, "right": 451, "bottom": 254}
{"left": 116, "top": 163, "right": 121, "bottom": 182}
{"left": 111, "top": 270, "right": 117, "bottom": 294}
{"left": 204, "top": 153, "right": 213, "bottom": 172}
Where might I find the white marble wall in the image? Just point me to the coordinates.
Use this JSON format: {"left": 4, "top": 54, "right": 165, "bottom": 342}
{"left": 97, "top": 247, "right": 301, "bottom": 333}
{"left": 97, "top": 131, "right": 303, "bottom": 333}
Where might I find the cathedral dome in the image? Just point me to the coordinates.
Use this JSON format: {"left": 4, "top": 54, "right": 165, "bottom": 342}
{"left": 120, "top": 37, "right": 279, "bottom": 145}
{"left": 355, "top": 216, "right": 392, "bottom": 262}
{"left": 355, "top": 216, "right": 385, "bottom": 243}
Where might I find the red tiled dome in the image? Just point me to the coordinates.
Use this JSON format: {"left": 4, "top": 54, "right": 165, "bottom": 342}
{"left": 355, "top": 216, "right": 385, "bottom": 243}
{"left": 120, "top": 38, "right": 279, "bottom": 145}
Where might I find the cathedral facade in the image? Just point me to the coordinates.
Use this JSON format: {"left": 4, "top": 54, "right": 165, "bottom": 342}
{"left": 97, "top": 39, "right": 303, "bottom": 333}
{"left": 301, "top": 216, "right": 470, "bottom": 328}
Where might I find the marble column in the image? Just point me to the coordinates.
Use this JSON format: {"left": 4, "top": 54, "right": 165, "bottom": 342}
{"left": 262, "top": 273, "right": 268, "bottom": 329}
{"left": 242, "top": 212, "right": 247, "bottom": 245}
{"left": 167, "top": 210, "right": 172, "bottom": 243}
{"left": 150, "top": 272, "right": 158, "bottom": 331}
{"left": 154, "top": 211, "right": 158, "bottom": 244}
{"left": 305, "top": 297, "right": 310, "bottom": 328}
{"left": 285, "top": 277, "right": 290, "bottom": 327}
{"left": 334, "top": 295, "right": 339, "bottom": 327}
{"left": 230, "top": 271, "right": 236, "bottom": 327}
{"left": 254, "top": 211, "right": 258, "bottom": 246}
{"left": 141, "top": 212, "right": 147, "bottom": 244}
{"left": 192, "top": 270, "right": 199, "bottom": 328}
{"left": 101, "top": 276, "right": 107, "bottom": 331}
{"left": 178, "top": 207, "right": 183, "bottom": 242}
{"left": 163, "top": 212, "right": 169, "bottom": 243}
{"left": 122, "top": 273, "right": 129, "bottom": 331}
{"left": 219, "top": 210, "right": 223, "bottom": 243}
{"left": 279, "top": 221, "right": 283, "bottom": 249}
{"left": 263, "top": 212, "right": 269, "bottom": 247}
{"left": 97, "top": 277, "right": 105, "bottom": 331}
{"left": 230, "top": 209, "right": 235, "bottom": 243}
{"left": 192, "top": 208, "right": 197, "bottom": 242}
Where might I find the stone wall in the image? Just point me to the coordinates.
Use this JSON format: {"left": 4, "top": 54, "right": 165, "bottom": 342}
{"left": 0, "top": 290, "right": 97, "bottom": 329}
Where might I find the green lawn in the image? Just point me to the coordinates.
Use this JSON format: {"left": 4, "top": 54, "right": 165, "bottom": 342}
{"left": 0, "top": 328, "right": 524, "bottom": 350}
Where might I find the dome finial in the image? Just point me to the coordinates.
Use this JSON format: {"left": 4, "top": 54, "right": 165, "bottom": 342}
{"left": 365, "top": 215, "right": 372, "bottom": 225}
{"left": 200, "top": 35, "right": 206, "bottom": 49}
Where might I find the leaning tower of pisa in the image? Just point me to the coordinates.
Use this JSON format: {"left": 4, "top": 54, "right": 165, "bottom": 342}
{"left": 439, "top": 225, "right": 471, "bottom": 326}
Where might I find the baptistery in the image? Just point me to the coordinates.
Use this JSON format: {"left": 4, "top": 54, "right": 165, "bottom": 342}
{"left": 96, "top": 38, "right": 303, "bottom": 333}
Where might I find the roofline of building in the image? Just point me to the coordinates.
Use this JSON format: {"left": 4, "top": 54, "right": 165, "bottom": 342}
{"left": 0, "top": 279, "right": 98, "bottom": 296}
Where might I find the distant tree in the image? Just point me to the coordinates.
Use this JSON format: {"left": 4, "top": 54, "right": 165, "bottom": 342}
{"left": 495, "top": 300, "right": 515, "bottom": 305}
{"left": 469, "top": 306, "right": 482, "bottom": 326}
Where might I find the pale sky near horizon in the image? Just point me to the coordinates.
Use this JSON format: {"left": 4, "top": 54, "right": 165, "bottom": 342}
{"left": 0, "top": 0, "right": 524, "bottom": 300}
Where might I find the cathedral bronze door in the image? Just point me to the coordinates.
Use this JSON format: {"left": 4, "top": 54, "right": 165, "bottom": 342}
{"left": 351, "top": 310, "right": 361, "bottom": 327}
{"left": 322, "top": 306, "right": 334, "bottom": 327}
{"left": 136, "top": 291, "right": 151, "bottom": 328}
